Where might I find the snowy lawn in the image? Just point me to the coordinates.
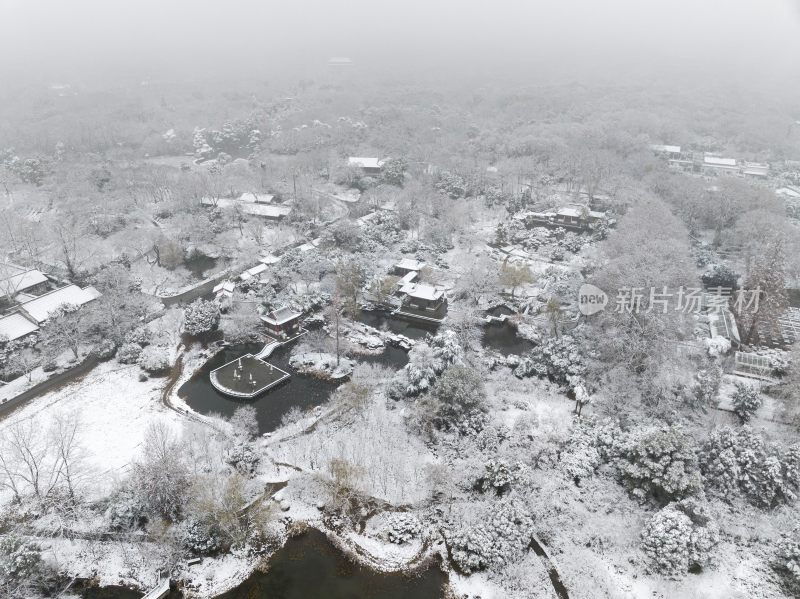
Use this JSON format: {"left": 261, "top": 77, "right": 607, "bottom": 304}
{"left": 0, "top": 360, "right": 185, "bottom": 504}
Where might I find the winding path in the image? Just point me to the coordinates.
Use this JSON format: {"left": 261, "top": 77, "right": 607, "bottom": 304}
{"left": 530, "top": 535, "right": 570, "bottom": 599}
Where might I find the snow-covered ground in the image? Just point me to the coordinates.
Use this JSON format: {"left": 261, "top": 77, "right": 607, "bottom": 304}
{"left": 0, "top": 360, "right": 184, "bottom": 505}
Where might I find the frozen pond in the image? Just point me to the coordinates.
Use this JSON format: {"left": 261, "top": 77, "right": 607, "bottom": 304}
{"left": 179, "top": 342, "right": 408, "bottom": 433}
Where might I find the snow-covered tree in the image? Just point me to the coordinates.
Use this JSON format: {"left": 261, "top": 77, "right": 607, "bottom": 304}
{"left": 382, "top": 513, "right": 422, "bottom": 544}
{"left": 139, "top": 345, "right": 171, "bottom": 374}
{"left": 388, "top": 331, "right": 464, "bottom": 399}
{"left": 700, "top": 426, "right": 797, "bottom": 508}
{"left": 513, "top": 334, "right": 585, "bottom": 385}
{"left": 426, "top": 364, "right": 487, "bottom": 432}
{"left": 621, "top": 426, "right": 702, "bottom": 504}
{"left": 117, "top": 342, "right": 143, "bottom": 364}
{"left": 773, "top": 536, "right": 800, "bottom": 595}
{"left": 731, "top": 382, "right": 762, "bottom": 423}
{"left": 641, "top": 498, "right": 719, "bottom": 579}
{"left": 181, "top": 515, "right": 222, "bottom": 555}
{"left": 106, "top": 483, "right": 148, "bottom": 530}
{"left": 445, "top": 500, "right": 535, "bottom": 573}
{"left": 737, "top": 239, "right": 788, "bottom": 345}
{"left": 476, "top": 459, "right": 519, "bottom": 495}
{"left": 183, "top": 299, "right": 221, "bottom": 338}
{"left": 381, "top": 157, "right": 408, "bottom": 186}
{"left": 498, "top": 260, "right": 534, "bottom": 298}
{"left": 131, "top": 422, "right": 190, "bottom": 521}
{"left": 0, "top": 536, "right": 48, "bottom": 599}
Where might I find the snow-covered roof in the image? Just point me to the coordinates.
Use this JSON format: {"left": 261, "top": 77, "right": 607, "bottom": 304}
{"left": 401, "top": 283, "right": 445, "bottom": 302}
{"left": 557, "top": 206, "right": 583, "bottom": 218}
{"left": 742, "top": 162, "right": 769, "bottom": 176}
{"left": 348, "top": 157, "right": 384, "bottom": 169}
{"left": 298, "top": 238, "right": 322, "bottom": 253}
{"left": 395, "top": 258, "right": 426, "bottom": 272}
{"left": 776, "top": 186, "right": 800, "bottom": 198}
{"left": 201, "top": 196, "right": 290, "bottom": 218}
{"left": 213, "top": 280, "right": 236, "bottom": 294}
{"left": 259, "top": 254, "right": 281, "bottom": 265}
{"left": 0, "top": 266, "right": 48, "bottom": 297}
{"left": 238, "top": 192, "right": 274, "bottom": 204}
{"left": 241, "top": 204, "right": 291, "bottom": 218}
{"left": 704, "top": 156, "right": 737, "bottom": 167}
{"left": 398, "top": 271, "right": 418, "bottom": 285}
{"left": 248, "top": 263, "right": 268, "bottom": 276}
{"left": 0, "top": 312, "right": 39, "bottom": 341}
{"left": 241, "top": 263, "right": 268, "bottom": 281}
{"left": 261, "top": 306, "right": 302, "bottom": 325}
{"left": 19, "top": 285, "right": 100, "bottom": 324}
{"left": 651, "top": 144, "right": 681, "bottom": 154}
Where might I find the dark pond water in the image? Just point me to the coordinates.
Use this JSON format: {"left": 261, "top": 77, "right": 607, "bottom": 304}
{"left": 356, "top": 309, "right": 439, "bottom": 341}
{"left": 355, "top": 344, "right": 410, "bottom": 369}
{"left": 179, "top": 343, "right": 337, "bottom": 433}
{"left": 179, "top": 342, "right": 408, "bottom": 433}
{"left": 486, "top": 304, "right": 516, "bottom": 318}
{"left": 82, "top": 587, "right": 143, "bottom": 599}
{"left": 81, "top": 585, "right": 182, "bottom": 599}
{"left": 87, "top": 529, "right": 446, "bottom": 599}
{"left": 184, "top": 253, "right": 219, "bottom": 280}
{"left": 482, "top": 321, "right": 535, "bottom": 356}
{"left": 788, "top": 288, "right": 800, "bottom": 308}
{"left": 217, "top": 529, "right": 446, "bottom": 599}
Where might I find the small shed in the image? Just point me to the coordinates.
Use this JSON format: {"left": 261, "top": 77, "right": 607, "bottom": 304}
{"left": 348, "top": 157, "right": 384, "bottom": 175}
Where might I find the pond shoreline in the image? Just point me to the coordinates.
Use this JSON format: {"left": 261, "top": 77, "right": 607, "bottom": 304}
{"left": 83, "top": 522, "right": 448, "bottom": 599}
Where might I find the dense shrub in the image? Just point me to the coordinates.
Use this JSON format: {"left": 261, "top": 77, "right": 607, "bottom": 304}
{"left": 700, "top": 426, "right": 797, "bottom": 508}
{"left": 641, "top": 498, "right": 719, "bottom": 578}
{"left": 93, "top": 339, "right": 117, "bottom": 360}
{"left": 139, "top": 345, "right": 171, "bottom": 374}
{"left": 382, "top": 513, "right": 422, "bottom": 544}
{"left": 701, "top": 264, "right": 738, "bottom": 290}
{"left": 513, "top": 335, "right": 585, "bottom": 385}
{"left": 181, "top": 516, "right": 222, "bottom": 555}
{"left": 117, "top": 342, "right": 143, "bottom": 364}
{"left": 773, "top": 536, "right": 800, "bottom": 595}
{"left": 183, "top": 299, "right": 221, "bottom": 337}
{"left": 224, "top": 441, "right": 260, "bottom": 475}
{"left": 0, "top": 536, "right": 46, "bottom": 599}
{"left": 731, "top": 382, "right": 762, "bottom": 423}
{"left": 427, "top": 364, "right": 487, "bottom": 431}
{"left": 444, "top": 500, "right": 534, "bottom": 573}
{"left": 106, "top": 484, "right": 148, "bottom": 530}
{"left": 476, "top": 459, "right": 519, "bottom": 494}
{"left": 621, "top": 427, "right": 703, "bottom": 504}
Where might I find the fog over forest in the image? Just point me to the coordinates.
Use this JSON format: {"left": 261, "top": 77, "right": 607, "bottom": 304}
{"left": 2, "top": 0, "right": 800, "bottom": 85}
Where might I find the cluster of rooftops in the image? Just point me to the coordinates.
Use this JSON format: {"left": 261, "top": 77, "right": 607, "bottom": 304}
{"left": 0, "top": 263, "right": 100, "bottom": 342}
{"left": 512, "top": 203, "right": 610, "bottom": 231}
{"left": 650, "top": 145, "right": 770, "bottom": 178}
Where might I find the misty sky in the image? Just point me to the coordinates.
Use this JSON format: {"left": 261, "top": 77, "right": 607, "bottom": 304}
{"left": 1, "top": 0, "right": 799, "bottom": 85}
